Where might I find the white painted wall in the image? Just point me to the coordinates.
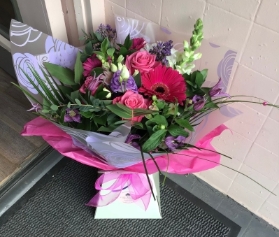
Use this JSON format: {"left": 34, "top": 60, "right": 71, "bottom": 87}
{"left": 104, "top": 0, "right": 279, "bottom": 228}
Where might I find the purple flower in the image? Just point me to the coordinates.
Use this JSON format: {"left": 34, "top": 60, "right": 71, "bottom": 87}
{"left": 175, "top": 136, "right": 187, "bottom": 144}
{"left": 96, "top": 24, "right": 116, "bottom": 41}
{"left": 192, "top": 95, "right": 206, "bottom": 111}
{"left": 27, "top": 103, "right": 41, "bottom": 112}
{"left": 209, "top": 78, "right": 230, "bottom": 98}
{"left": 165, "top": 135, "right": 188, "bottom": 151}
{"left": 165, "top": 136, "right": 178, "bottom": 151}
{"left": 125, "top": 76, "right": 138, "bottom": 92}
{"left": 149, "top": 40, "right": 173, "bottom": 65}
{"left": 125, "top": 134, "right": 141, "bottom": 150}
{"left": 110, "top": 71, "right": 138, "bottom": 93}
{"left": 64, "top": 109, "right": 81, "bottom": 123}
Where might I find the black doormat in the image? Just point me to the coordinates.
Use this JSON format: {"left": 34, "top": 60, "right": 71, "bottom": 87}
{"left": 0, "top": 159, "right": 240, "bottom": 237}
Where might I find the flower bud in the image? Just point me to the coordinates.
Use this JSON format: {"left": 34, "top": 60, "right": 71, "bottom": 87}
{"left": 117, "top": 55, "right": 124, "bottom": 63}
{"left": 152, "top": 95, "right": 157, "bottom": 101}
{"left": 160, "top": 125, "right": 166, "bottom": 130}
{"left": 193, "top": 53, "right": 202, "bottom": 60}
{"left": 117, "top": 62, "right": 123, "bottom": 71}
{"left": 183, "top": 40, "right": 189, "bottom": 49}
{"left": 110, "top": 63, "right": 118, "bottom": 72}
{"left": 120, "top": 65, "right": 130, "bottom": 80}
{"left": 103, "top": 88, "right": 111, "bottom": 98}
{"left": 133, "top": 69, "right": 139, "bottom": 77}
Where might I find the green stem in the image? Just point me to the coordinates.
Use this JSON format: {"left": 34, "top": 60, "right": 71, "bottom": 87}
{"left": 140, "top": 147, "right": 156, "bottom": 200}
{"left": 172, "top": 152, "right": 276, "bottom": 195}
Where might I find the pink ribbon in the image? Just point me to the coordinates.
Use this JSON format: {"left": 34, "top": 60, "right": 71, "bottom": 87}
{"left": 87, "top": 172, "right": 152, "bottom": 210}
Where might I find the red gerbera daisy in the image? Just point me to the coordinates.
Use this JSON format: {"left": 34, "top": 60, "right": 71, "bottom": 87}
{"left": 139, "top": 64, "right": 186, "bottom": 104}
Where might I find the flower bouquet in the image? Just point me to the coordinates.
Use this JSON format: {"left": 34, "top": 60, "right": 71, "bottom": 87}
{"left": 10, "top": 16, "right": 278, "bottom": 214}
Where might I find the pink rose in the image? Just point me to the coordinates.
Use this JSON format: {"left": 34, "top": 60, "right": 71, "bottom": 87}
{"left": 125, "top": 51, "right": 156, "bottom": 75}
{"left": 112, "top": 90, "right": 148, "bottom": 122}
{"left": 130, "top": 38, "right": 145, "bottom": 50}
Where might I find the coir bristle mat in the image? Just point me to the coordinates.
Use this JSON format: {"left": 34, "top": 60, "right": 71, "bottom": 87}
{"left": 0, "top": 159, "right": 240, "bottom": 237}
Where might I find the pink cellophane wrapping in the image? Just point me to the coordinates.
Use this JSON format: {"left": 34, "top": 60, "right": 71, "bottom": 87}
{"left": 22, "top": 117, "right": 227, "bottom": 175}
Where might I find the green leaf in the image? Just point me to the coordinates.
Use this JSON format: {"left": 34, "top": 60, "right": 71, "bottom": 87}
{"left": 94, "top": 32, "right": 103, "bottom": 41}
{"left": 142, "top": 129, "right": 167, "bottom": 152}
{"left": 85, "top": 42, "right": 93, "bottom": 55}
{"left": 124, "top": 34, "right": 132, "bottom": 49}
{"left": 11, "top": 82, "right": 42, "bottom": 106}
{"left": 43, "top": 98, "right": 51, "bottom": 110}
{"left": 133, "top": 108, "right": 154, "bottom": 117}
{"left": 39, "top": 66, "right": 65, "bottom": 102}
{"left": 186, "top": 89, "right": 194, "bottom": 97}
{"left": 133, "top": 122, "right": 144, "bottom": 129}
{"left": 80, "top": 53, "right": 88, "bottom": 62}
{"left": 80, "top": 111, "right": 93, "bottom": 118}
{"left": 106, "top": 104, "right": 131, "bottom": 119}
{"left": 41, "top": 109, "right": 50, "bottom": 114}
{"left": 204, "top": 102, "right": 219, "bottom": 109}
{"left": 71, "top": 90, "right": 80, "bottom": 102}
{"left": 44, "top": 62, "right": 76, "bottom": 85}
{"left": 134, "top": 73, "right": 141, "bottom": 87}
{"left": 146, "top": 114, "right": 168, "bottom": 126}
{"left": 106, "top": 103, "right": 153, "bottom": 119}
{"left": 107, "top": 48, "right": 115, "bottom": 57}
{"left": 101, "top": 38, "right": 110, "bottom": 53}
{"left": 175, "top": 118, "right": 194, "bottom": 131}
{"left": 98, "top": 125, "right": 118, "bottom": 133}
{"left": 75, "top": 98, "right": 82, "bottom": 105}
{"left": 74, "top": 51, "right": 83, "bottom": 84}
{"left": 94, "top": 115, "right": 107, "bottom": 125}
{"left": 58, "top": 85, "right": 72, "bottom": 96}
{"left": 186, "top": 80, "right": 195, "bottom": 87}
{"left": 195, "top": 71, "right": 205, "bottom": 88}
{"left": 119, "top": 47, "right": 128, "bottom": 55}
{"left": 168, "top": 125, "right": 189, "bottom": 137}
{"left": 50, "top": 104, "right": 58, "bottom": 111}
{"left": 200, "top": 69, "right": 208, "bottom": 80}
{"left": 107, "top": 113, "right": 118, "bottom": 125}
{"left": 91, "top": 67, "right": 104, "bottom": 77}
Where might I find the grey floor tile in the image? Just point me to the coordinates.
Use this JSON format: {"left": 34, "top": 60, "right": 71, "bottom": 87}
{"left": 190, "top": 177, "right": 225, "bottom": 209}
{"left": 242, "top": 216, "right": 279, "bottom": 237}
{"left": 217, "top": 197, "right": 253, "bottom": 236}
{"left": 165, "top": 173, "right": 197, "bottom": 192}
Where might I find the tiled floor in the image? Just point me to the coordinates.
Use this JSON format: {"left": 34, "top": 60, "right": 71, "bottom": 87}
{"left": 166, "top": 173, "right": 279, "bottom": 237}
{"left": 0, "top": 68, "right": 45, "bottom": 186}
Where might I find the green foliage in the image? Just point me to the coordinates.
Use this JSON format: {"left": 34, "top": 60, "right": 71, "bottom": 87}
{"left": 168, "top": 124, "right": 189, "bottom": 137}
{"left": 44, "top": 62, "right": 76, "bottom": 86}
{"left": 74, "top": 52, "right": 83, "bottom": 84}
{"left": 142, "top": 129, "right": 167, "bottom": 152}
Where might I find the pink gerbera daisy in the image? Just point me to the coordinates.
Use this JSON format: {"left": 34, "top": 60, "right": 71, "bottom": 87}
{"left": 139, "top": 65, "right": 186, "bottom": 104}
{"left": 82, "top": 54, "right": 102, "bottom": 76}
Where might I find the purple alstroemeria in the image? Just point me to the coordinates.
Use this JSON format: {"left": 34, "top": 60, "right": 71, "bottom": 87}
{"left": 125, "top": 134, "right": 141, "bottom": 150}
{"left": 27, "top": 103, "right": 41, "bottom": 112}
{"left": 165, "top": 136, "right": 178, "bottom": 151}
{"left": 175, "top": 136, "right": 187, "bottom": 144}
{"left": 209, "top": 78, "right": 230, "bottom": 98}
{"left": 165, "top": 135, "right": 188, "bottom": 151}
{"left": 192, "top": 95, "right": 206, "bottom": 111}
{"left": 110, "top": 71, "right": 138, "bottom": 93}
{"left": 64, "top": 108, "right": 81, "bottom": 123}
